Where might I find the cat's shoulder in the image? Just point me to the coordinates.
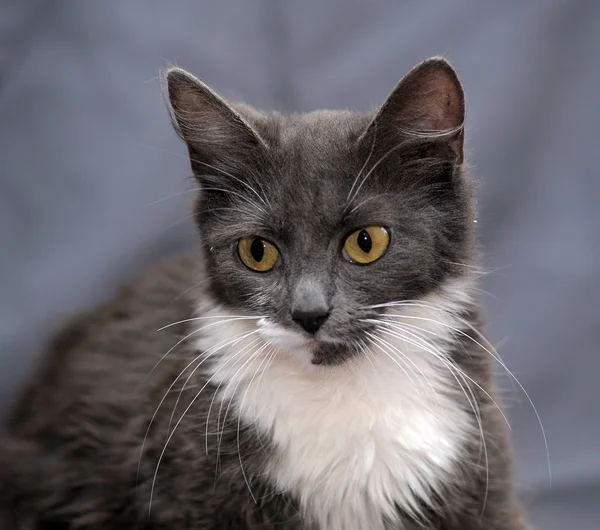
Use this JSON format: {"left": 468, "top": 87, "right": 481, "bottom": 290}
{"left": 4, "top": 253, "right": 202, "bottom": 427}
{"left": 0, "top": 254, "right": 206, "bottom": 526}
{"left": 113, "top": 252, "right": 203, "bottom": 314}
{"left": 49, "top": 252, "right": 200, "bottom": 354}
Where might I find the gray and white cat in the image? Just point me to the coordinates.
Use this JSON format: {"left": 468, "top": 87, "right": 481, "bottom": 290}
{"left": 0, "top": 58, "right": 531, "bottom": 529}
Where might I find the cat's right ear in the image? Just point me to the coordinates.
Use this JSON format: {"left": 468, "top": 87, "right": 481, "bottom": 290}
{"left": 166, "top": 68, "right": 267, "bottom": 175}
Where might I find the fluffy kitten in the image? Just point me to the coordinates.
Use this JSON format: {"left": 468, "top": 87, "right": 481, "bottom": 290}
{"left": 0, "top": 58, "right": 531, "bottom": 529}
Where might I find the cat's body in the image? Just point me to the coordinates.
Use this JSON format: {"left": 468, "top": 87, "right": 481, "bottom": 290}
{"left": 0, "top": 59, "right": 531, "bottom": 529}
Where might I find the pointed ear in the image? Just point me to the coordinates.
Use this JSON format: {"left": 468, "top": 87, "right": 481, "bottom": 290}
{"left": 360, "top": 58, "right": 465, "bottom": 162}
{"left": 166, "top": 68, "right": 267, "bottom": 175}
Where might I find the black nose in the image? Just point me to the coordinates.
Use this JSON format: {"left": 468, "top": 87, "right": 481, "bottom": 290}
{"left": 292, "top": 309, "right": 330, "bottom": 334}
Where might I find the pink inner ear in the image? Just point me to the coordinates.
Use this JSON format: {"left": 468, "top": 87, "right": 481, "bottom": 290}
{"left": 167, "top": 68, "right": 267, "bottom": 173}
{"left": 371, "top": 60, "right": 465, "bottom": 162}
{"left": 399, "top": 67, "right": 464, "bottom": 133}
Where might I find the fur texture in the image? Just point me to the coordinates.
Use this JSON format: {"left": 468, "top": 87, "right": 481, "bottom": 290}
{"left": 0, "top": 58, "right": 531, "bottom": 529}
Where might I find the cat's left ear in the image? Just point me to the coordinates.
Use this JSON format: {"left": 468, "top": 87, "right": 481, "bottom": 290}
{"left": 359, "top": 57, "right": 465, "bottom": 163}
{"left": 166, "top": 67, "right": 267, "bottom": 175}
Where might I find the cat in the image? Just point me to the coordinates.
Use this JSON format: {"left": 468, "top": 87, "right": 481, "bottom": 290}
{"left": 0, "top": 58, "right": 532, "bottom": 529}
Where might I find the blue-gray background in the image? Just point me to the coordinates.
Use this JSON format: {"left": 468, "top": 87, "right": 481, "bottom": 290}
{"left": 1, "top": 1, "right": 598, "bottom": 529}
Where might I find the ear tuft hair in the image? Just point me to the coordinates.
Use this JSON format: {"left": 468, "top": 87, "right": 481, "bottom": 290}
{"left": 165, "top": 67, "right": 267, "bottom": 175}
{"left": 360, "top": 57, "right": 465, "bottom": 162}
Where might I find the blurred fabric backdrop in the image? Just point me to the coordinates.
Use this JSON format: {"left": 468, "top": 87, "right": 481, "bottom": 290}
{"left": 1, "top": 1, "right": 599, "bottom": 529}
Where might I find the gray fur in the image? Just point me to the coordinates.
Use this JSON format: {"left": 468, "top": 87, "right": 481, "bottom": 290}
{"left": 0, "top": 58, "right": 531, "bottom": 529}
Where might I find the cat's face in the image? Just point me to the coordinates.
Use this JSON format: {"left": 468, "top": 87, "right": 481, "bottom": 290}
{"left": 168, "top": 58, "right": 475, "bottom": 365}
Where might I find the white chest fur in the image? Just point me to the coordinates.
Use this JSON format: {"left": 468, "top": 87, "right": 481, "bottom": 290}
{"left": 196, "top": 285, "right": 474, "bottom": 530}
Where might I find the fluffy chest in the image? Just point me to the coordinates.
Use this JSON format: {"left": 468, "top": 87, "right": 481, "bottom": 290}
{"left": 251, "top": 359, "right": 468, "bottom": 528}
{"left": 200, "top": 316, "right": 473, "bottom": 530}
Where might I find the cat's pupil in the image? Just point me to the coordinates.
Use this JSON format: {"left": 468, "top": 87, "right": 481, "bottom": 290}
{"left": 250, "top": 238, "right": 265, "bottom": 262}
{"left": 357, "top": 230, "right": 372, "bottom": 253}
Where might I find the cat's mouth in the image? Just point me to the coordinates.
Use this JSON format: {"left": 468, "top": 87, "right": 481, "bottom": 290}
{"left": 277, "top": 336, "right": 356, "bottom": 367}
{"left": 310, "top": 340, "right": 356, "bottom": 366}
{"left": 257, "top": 318, "right": 358, "bottom": 366}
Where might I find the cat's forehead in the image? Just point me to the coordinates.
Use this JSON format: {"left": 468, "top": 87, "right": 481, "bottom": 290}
{"left": 277, "top": 110, "right": 370, "bottom": 156}
{"left": 263, "top": 111, "right": 370, "bottom": 189}
{"left": 264, "top": 113, "right": 366, "bottom": 214}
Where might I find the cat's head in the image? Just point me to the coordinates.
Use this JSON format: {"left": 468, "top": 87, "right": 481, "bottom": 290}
{"left": 167, "top": 58, "right": 476, "bottom": 366}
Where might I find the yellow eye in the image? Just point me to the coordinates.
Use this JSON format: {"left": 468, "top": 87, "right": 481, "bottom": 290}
{"left": 343, "top": 226, "right": 390, "bottom": 264}
{"left": 238, "top": 236, "right": 280, "bottom": 272}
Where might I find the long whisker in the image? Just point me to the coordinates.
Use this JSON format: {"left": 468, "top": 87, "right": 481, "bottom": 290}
{"left": 438, "top": 260, "right": 493, "bottom": 277}
{"left": 216, "top": 339, "right": 272, "bottom": 454}
{"left": 204, "top": 336, "right": 263, "bottom": 454}
{"left": 370, "top": 318, "right": 510, "bottom": 428}
{"left": 367, "top": 320, "right": 490, "bottom": 515}
{"left": 158, "top": 315, "right": 263, "bottom": 331}
{"left": 167, "top": 334, "right": 262, "bottom": 434}
{"left": 215, "top": 340, "right": 273, "bottom": 503}
{"left": 345, "top": 121, "right": 378, "bottom": 205}
{"left": 147, "top": 316, "right": 263, "bottom": 378}
{"left": 147, "top": 211, "right": 197, "bottom": 239}
{"left": 168, "top": 274, "right": 216, "bottom": 306}
{"left": 200, "top": 187, "right": 269, "bottom": 217}
{"left": 148, "top": 333, "right": 265, "bottom": 515}
{"left": 197, "top": 160, "right": 272, "bottom": 211}
{"left": 344, "top": 193, "right": 397, "bottom": 217}
{"left": 381, "top": 310, "right": 524, "bottom": 410}
{"left": 207, "top": 341, "right": 267, "bottom": 456}
{"left": 212, "top": 339, "right": 266, "bottom": 454}
{"left": 369, "top": 321, "right": 479, "bottom": 418}
{"left": 370, "top": 324, "right": 486, "bottom": 432}
{"left": 137, "top": 143, "right": 271, "bottom": 210}
{"left": 235, "top": 342, "right": 276, "bottom": 503}
{"left": 364, "top": 331, "right": 424, "bottom": 393}
{"left": 346, "top": 139, "right": 410, "bottom": 208}
{"left": 399, "top": 333, "right": 489, "bottom": 518}
{"left": 249, "top": 346, "right": 279, "bottom": 444}
{"left": 374, "top": 302, "right": 550, "bottom": 481}
{"left": 137, "top": 328, "right": 259, "bottom": 482}
{"left": 143, "top": 186, "right": 201, "bottom": 207}
{"left": 357, "top": 339, "right": 377, "bottom": 372}
{"left": 470, "top": 286, "right": 498, "bottom": 300}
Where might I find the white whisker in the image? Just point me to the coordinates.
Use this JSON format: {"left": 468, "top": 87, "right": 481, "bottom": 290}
{"left": 346, "top": 139, "right": 410, "bottom": 207}
{"left": 373, "top": 317, "right": 510, "bottom": 429}
{"left": 344, "top": 193, "right": 396, "bottom": 217}
{"left": 365, "top": 331, "right": 424, "bottom": 393}
{"left": 204, "top": 336, "right": 263, "bottom": 454}
{"left": 148, "top": 331, "right": 264, "bottom": 515}
{"left": 193, "top": 159, "right": 272, "bottom": 210}
{"left": 248, "top": 346, "right": 279, "bottom": 445}
{"left": 143, "top": 187, "right": 201, "bottom": 207}
{"left": 215, "top": 340, "right": 273, "bottom": 503}
{"left": 147, "top": 316, "right": 263, "bottom": 379}
{"left": 236, "top": 342, "right": 276, "bottom": 503}
{"left": 137, "top": 328, "right": 259, "bottom": 482}
{"left": 157, "top": 315, "right": 263, "bottom": 332}
{"left": 138, "top": 142, "right": 271, "bottom": 210}
{"left": 168, "top": 275, "right": 216, "bottom": 306}
{"left": 366, "top": 319, "right": 491, "bottom": 516}
{"left": 167, "top": 333, "right": 261, "bottom": 434}
{"left": 372, "top": 301, "right": 550, "bottom": 481}
{"left": 345, "top": 122, "right": 378, "bottom": 205}
{"left": 200, "top": 186, "right": 269, "bottom": 217}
